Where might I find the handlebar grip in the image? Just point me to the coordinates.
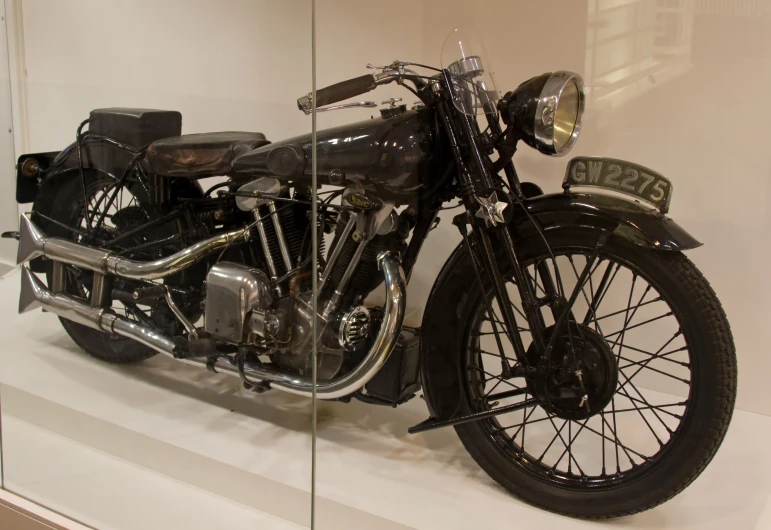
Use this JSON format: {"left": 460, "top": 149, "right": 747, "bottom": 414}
{"left": 297, "top": 74, "right": 377, "bottom": 112}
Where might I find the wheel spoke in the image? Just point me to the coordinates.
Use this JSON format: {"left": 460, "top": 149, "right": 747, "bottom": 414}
{"left": 616, "top": 330, "right": 683, "bottom": 395}
{"left": 610, "top": 399, "right": 621, "bottom": 472}
{"left": 471, "top": 366, "right": 523, "bottom": 393}
{"left": 466, "top": 248, "right": 694, "bottom": 483}
{"left": 610, "top": 399, "right": 685, "bottom": 418}
{"left": 484, "top": 315, "right": 529, "bottom": 333}
{"left": 615, "top": 385, "right": 665, "bottom": 446}
{"left": 552, "top": 418, "right": 589, "bottom": 476}
{"left": 538, "top": 417, "right": 569, "bottom": 463}
{"left": 593, "top": 416, "right": 650, "bottom": 463}
{"left": 583, "top": 260, "right": 614, "bottom": 325}
{"left": 618, "top": 389, "right": 684, "bottom": 421}
{"left": 497, "top": 414, "right": 555, "bottom": 432}
{"left": 509, "top": 401, "right": 538, "bottom": 446}
{"left": 526, "top": 265, "right": 548, "bottom": 298}
{"left": 567, "top": 255, "right": 603, "bottom": 332}
{"left": 617, "top": 375, "right": 678, "bottom": 434}
{"left": 479, "top": 350, "right": 518, "bottom": 364}
{"left": 617, "top": 355, "right": 690, "bottom": 383}
{"left": 508, "top": 301, "right": 528, "bottom": 321}
{"left": 604, "top": 311, "right": 673, "bottom": 341}
{"left": 616, "top": 343, "right": 689, "bottom": 368}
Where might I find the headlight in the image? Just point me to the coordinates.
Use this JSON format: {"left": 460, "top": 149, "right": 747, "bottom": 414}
{"left": 499, "top": 71, "right": 585, "bottom": 157}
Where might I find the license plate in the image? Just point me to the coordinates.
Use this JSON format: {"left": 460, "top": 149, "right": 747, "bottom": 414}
{"left": 564, "top": 157, "right": 673, "bottom": 213}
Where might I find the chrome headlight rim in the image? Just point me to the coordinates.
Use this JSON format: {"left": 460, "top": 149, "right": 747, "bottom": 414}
{"left": 533, "top": 71, "right": 585, "bottom": 157}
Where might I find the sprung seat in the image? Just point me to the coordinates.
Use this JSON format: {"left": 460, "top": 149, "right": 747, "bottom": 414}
{"left": 147, "top": 132, "right": 270, "bottom": 179}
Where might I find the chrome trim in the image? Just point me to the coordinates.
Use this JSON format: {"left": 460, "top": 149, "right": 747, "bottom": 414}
{"left": 267, "top": 202, "right": 293, "bottom": 272}
{"left": 204, "top": 262, "right": 273, "bottom": 341}
{"left": 338, "top": 305, "right": 370, "bottom": 349}
{"left": 20, "top": 266, "right": 110, "bottom": 330}
{"left": 316, "top": 101, "right": 377, "bottom": 113}
{"left": 533, "top": 71, "right": 585, "bottom": 157}
{"left": 90, "top": 273, "right": 108, "bottom": 308}
{"left": 297, "top": 94, "right": 312, "bottom": 114}
{"left": 381, "top": 98, "right": 403, "bottom": 108}
{"left": 51, "top": 261, "right": 64, "bottom": 295}
{"left": 253, "top": 208, "right": 279, "bottom": 284}
{"left": 109, "top": 316, "right": 177, "bottom": 355}
{"left": 447, "top": 55, "right": 485, "bottom": 79}
{"left": 164, "top": 289, "right": 198, "bottom": 340}
{"left": 297, "top": 97, "right": 377, "bottom": 116}
{"left": 235, "top": 178, "right": 281, "bottom": 211}
{"left": 318, "top": 213, "right": 357, "bottom": 294}
{"left": 19, "top": 253, "right": 406, "bottom": 401}
{"left": 244, "top": 252, "right": 405, "bottom": 399}
{"left": 322, "top": 237, "right": 368, "bottom": 320}
{"left": 106, "top": 229, "right": 248, "bottom": 280}
{"left": 16, "top": 213, "right": 250, "bottom": 281}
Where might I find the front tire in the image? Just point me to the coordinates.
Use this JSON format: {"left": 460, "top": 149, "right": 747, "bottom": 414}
{"left": 424, "top": 228, "right": 736, "bottom": 518}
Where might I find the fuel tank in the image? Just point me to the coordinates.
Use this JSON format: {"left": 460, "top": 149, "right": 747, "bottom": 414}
{"left": 232, "top": 109, "right": 435, "bottom": 201}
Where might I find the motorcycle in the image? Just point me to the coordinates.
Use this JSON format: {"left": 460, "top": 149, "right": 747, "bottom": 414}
{"left": 6, "top": 28, "right": 736, "bottom": 518}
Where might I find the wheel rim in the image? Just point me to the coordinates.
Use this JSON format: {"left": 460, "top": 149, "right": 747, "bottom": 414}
{"left": 464, "top": 247, "right": 694, "bottom": 488}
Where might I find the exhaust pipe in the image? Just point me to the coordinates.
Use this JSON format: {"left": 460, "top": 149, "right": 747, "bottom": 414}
{"left": 18, "top": 253, "right": 406, "bottom": 400}
{"left": 17, "top": 213, "right": 250, "bottom": 280}
{"left": 20, "top": 266, "right": 177, "bottom": 355}
{"left": 242, "top": 253, "right": 405, "bottom": 399}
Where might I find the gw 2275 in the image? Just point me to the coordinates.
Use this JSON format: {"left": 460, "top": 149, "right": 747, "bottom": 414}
{"left": 6, "top": 28, "right": 736, "bottom": 518}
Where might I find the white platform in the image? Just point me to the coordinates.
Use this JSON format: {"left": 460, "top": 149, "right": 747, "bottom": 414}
{"left": 0, "top": 267, "right": 769, "bottom": 530}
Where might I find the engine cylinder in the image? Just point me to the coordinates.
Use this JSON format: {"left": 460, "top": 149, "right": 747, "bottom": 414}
{"left": 325, "top": 211, "right": 407, "bottom": 305}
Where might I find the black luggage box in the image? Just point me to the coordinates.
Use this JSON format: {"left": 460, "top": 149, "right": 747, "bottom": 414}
{"left": 89, "top": 108, "right": 182, "bottom": 149}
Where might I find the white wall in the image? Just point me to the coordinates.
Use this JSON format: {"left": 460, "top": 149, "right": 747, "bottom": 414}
{"left": 20, "top": 0, "right": 313, "bottom": 149}
{"left": 9, "top": 0, "right": 771, "bottom": 415}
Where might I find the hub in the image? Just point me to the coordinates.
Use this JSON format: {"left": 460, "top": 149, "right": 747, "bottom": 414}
{"left": 526, "top": 322, "right": 618, "bottom": 421}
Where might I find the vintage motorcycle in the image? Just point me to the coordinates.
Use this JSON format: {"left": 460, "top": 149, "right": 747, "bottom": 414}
{"left": 7, "top": 28, "right": 736, "bottom": 518}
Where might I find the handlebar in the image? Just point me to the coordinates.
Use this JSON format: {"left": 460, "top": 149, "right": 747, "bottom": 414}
{"left": 297, "top": 74, "right": 378, "bottom": 114}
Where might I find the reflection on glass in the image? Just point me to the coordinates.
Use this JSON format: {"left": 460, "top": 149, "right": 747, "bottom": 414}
{"left": 585, "top": 0, "right": 694, "bottom": 107}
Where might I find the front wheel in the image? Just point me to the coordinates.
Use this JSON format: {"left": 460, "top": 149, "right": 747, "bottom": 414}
{"left": 426, "top": 227, "right": 736, "bottom": 518}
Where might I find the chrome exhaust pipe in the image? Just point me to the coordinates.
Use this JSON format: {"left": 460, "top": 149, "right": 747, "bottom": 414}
{"left": 20, "top": 266, "right": 177, "bottom": 355}
{"left": 18, "top": 253, "right": 406, "bottom": 401}
{"left": 16, "top": 213, "right": 250, "bottom": 280}
{"left": 242, "top": 253, "right": 406, "bottom": 399}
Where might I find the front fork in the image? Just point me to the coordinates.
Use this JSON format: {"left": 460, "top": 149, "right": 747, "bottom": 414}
{"left": 435, "top": 74, "right": 600, "bottom": 371}
{"left": 434, "top": 83, "right": 547, "bottom": 369}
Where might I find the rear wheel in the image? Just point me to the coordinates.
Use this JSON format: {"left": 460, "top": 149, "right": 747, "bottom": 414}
{"left": 431, "top": 228, "right": 736, "bottom": 518}
{"left": 41, "top": 171, "right": 202, "bottom": 363}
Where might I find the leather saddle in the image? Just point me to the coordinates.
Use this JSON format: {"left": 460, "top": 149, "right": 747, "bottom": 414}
{"left": 147, "top": 132, "right": 271, "bottom": 179}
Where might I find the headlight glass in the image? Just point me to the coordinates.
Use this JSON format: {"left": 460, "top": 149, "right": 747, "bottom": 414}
{"left": 499, "top": 71, "right": 585, "bottom": 157}
{"left": 554, "top": 80, "right": 580, "bottom": 151}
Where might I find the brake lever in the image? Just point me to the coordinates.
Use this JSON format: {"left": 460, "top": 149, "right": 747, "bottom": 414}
{"left": 300, "top": 101, "right": 377, "bottom": 116}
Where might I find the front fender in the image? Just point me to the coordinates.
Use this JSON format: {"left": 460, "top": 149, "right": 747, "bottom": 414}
{"left": 513, "top": 191, "right": 701, "bottom": 251}
{"left": 418, "top": 190, "right": 700, "bottom": 420}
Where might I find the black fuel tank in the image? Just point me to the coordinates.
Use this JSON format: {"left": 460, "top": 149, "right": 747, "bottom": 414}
{"left": 232, "top": 109, "right": 434, "bottom": 201}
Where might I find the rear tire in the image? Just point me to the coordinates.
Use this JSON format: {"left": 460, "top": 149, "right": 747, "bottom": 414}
{"left": 39, "top": 171, "right": 197, "bottom": 364}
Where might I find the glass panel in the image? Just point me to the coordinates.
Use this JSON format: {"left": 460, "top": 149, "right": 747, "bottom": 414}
{"left": 1, "top": 1, "right": 314, "bottom": 528}
{"left": 313, "top": 0, "right": 754, "bottom": 526}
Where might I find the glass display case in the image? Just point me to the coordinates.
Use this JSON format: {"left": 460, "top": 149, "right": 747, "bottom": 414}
{"left": 2, "top": 1, "right": 770, "bottom": 529}
{"left": 0, "top": 1, "right": 315, "bottom": 528}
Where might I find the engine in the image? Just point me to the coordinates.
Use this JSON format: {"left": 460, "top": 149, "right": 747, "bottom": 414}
{"left": 201, "top": 177, "right": 409, "bottom": 381}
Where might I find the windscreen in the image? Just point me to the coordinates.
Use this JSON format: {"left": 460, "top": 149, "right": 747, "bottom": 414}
{"left": 441, "top": 26, "right": 500, "bottom": 116}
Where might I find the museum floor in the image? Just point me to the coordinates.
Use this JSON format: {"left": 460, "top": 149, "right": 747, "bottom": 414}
{"left": 0, "top": 267, "right": 766, "bottom": 530}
